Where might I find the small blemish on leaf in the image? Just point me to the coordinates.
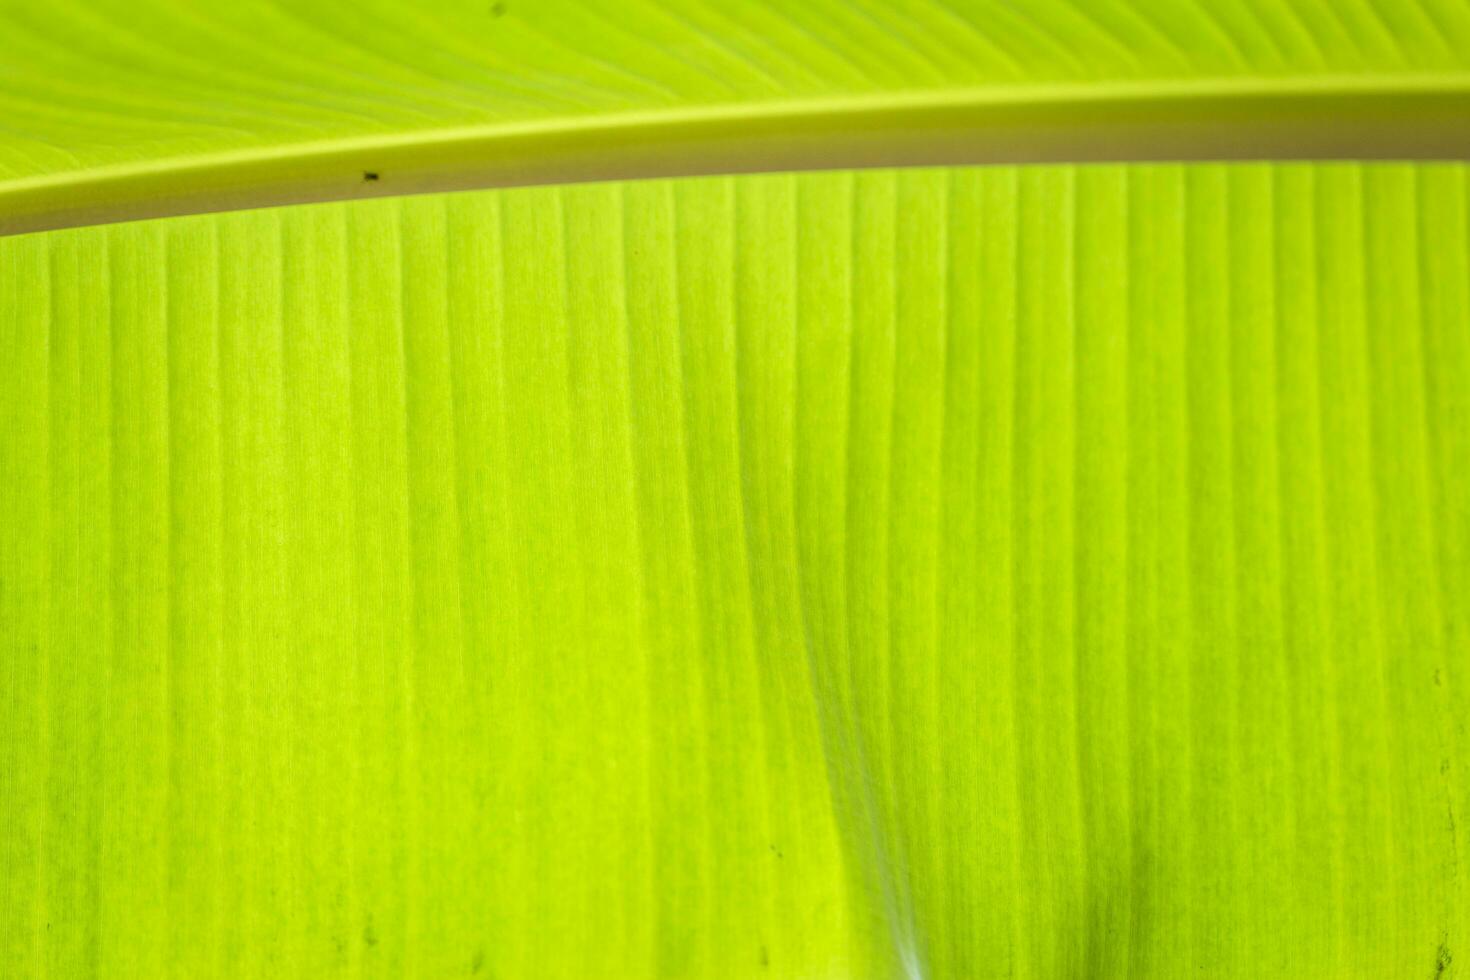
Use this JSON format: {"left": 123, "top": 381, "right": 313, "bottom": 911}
{"left": 363, "top": 171, "right": 380, "bottom": 182}
{"left": 489, "top": 2, "right": 506, "bottom": 16}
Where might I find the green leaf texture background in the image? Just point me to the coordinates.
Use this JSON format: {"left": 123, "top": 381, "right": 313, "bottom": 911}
{"left": 4, "top": 164, "right": 1469, "bottom": 977}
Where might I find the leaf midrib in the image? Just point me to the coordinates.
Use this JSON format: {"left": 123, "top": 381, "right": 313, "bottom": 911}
{"left": 4, "top": 72, "right": 1470, "bottom": 236}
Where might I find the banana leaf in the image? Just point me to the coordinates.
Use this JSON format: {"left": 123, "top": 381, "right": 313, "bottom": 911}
{"left": 2, "top": 3, "right": 1469, "bottom": 977}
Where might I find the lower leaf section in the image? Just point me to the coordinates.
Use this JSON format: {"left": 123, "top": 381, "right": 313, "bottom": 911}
{"left": 2, "top": 164, "right": 1467, "bottom": 977}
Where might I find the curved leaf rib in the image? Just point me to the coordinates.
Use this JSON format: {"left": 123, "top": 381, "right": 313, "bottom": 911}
{"left": 4, "top": 0, "right": 1470, "bottom": 233}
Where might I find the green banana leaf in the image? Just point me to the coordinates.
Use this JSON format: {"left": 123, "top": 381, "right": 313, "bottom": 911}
{"left": 2, "top": 3, "right": 1469, "bottom": 978}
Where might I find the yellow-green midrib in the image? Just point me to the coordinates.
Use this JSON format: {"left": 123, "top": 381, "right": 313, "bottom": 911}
{"left": 6, "top": 0, "right": 1470, "bottom": 184}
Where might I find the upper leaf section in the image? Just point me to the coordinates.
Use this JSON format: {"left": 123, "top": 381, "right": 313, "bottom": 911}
{"left": 3, "top": 0, "right": 1470, "bottom": 231}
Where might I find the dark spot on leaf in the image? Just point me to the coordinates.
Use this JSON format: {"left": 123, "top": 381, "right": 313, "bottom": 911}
{"left": 489, "top": 2, "right": 506, "bottom": 16}
{"left": 363, "top": 917, "right": 378, "bottom": 948}
{"left": 1436, "top": 939, "right": 1452, "bottom": 978}
{"left": 760, "top": 945, "right": 769, "bottom": 969}
{"left": 363, "top": 171, "right": 380, "bottom": 182}
{"left": 471, "top": 947, "right": 486, "bottom": 973}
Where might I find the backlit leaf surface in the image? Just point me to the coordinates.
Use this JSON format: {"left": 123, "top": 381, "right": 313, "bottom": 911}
{"left": 3, "top": 164, "right": 1469, "bottom": 976}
